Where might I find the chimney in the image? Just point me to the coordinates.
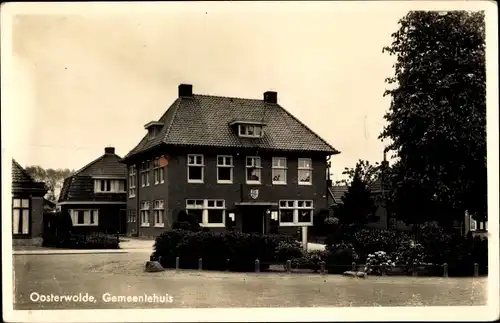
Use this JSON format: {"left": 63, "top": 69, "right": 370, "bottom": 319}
{"left": 178, "top": 84, "right": 193, "bottom": 98}
{"left": 104, "top": 147, "right": 115, "bottom": 154}
{"left": 263, "top": 91, "right": 277, "bottom": 104}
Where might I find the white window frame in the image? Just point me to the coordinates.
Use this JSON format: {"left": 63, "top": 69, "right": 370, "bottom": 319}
{"left": 70, "top": 209, "right": 99, "bottom": 226}
{"left": 187, "top": 154, "right": 204, "bottom": 183}
{"left": 94, "top": 179, "right": 126, "bottom": 193}
{"left": 153, "top": 200, "right": 165, "bottom": 227}
{"left": 272, "top": 157, "right": 287, "bottom": 185}
{"left": 129, "top": 166, "right": 136, "bottom": 198}
{"left": 127, "top": 209, "right": 137, "bottom": 223}
{"left": 140, "top": 201, "right": 150, "bottom": 227}
{"left": 298, "top": 158, "right": 313, "bottom": 185}
{"left": 246, "top": 156, "right": 262, "bottom": 184}
{"left": 238, "top": 124, "right": 263, "bottom": 138}
{"left": 12, "top": 198, "right": 30, "bottom": 235}
{"left": 140, "top": 161, "right": 150, "bottom": 187}
{"left": 278, "top": 200, "right": 314, "bottom": 226}
{"left": 153, "top": 158, "right": 165, "bottom": 185}
{"left": 217, "top": 155, "right": 234, "bottom": 184}
{"left": 186, "top": 199, "right": 226, "bottom": 228}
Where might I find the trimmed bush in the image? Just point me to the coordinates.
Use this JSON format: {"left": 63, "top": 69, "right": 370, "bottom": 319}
{"left": 291, "top": 250, "right": 328, "bottom": 271}
{"left": 153, "top": 230, "right": 301, "bottom": 272}
{"left": 325, "top": 243, "right": 359, "bottom": 274}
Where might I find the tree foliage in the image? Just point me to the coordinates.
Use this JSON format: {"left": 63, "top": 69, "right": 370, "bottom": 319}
{"left": 335, "top": 163, "right": 378, "bottom": 226}
{"left": 380, "top": 11, "right": 486, "bottom": 226}
{"left": 336, "top": 159, "right": 381, "bottom": 186}
{"left": 25, "top": 165, "right": 74, "bottom": 202}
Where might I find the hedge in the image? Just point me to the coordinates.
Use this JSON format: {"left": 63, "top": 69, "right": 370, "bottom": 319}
{"left": 152, "top": 230, "right": 302, "bottom": 271}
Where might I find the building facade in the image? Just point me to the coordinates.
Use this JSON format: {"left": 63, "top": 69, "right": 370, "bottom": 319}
{"left": 12, "top": 159, "right": 47, "bottom": 246}
{"left": 58, "top": 147, "right": 128, "bottom": 234}
{"left": 121, "top": 84, "right": 339, "bottom": 238}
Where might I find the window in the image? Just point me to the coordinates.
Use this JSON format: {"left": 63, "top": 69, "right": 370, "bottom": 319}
{"left": 187, "top": 154, "right": 204, "bottom": 183}
{"left": 239, "top": 124, "right": 263, "bottom": 138}
{"left": 153, "top": 200, "right": 165, "bottom": 227}
{"left": 129, "top": 166, "right": 136, "bottom": 197}
{"left": 298, "top": 158, "right": 313, "bottom": 185}
{"left": 246, "top": 156, "right": 262, "bottom": 184}
{"left": 140, "top": 201, "right": 150, "bottom": 227}
{"left": 94, "top": 179, "right": 126, "bottom": 193}
{"left": 217, "top": 155, "right": 233, "bottom": 184}
{"left": 12, "top": 198, "right": 30, "bottom": 235}
{"left": 153, "top": 158, "right": 165, "bottom": 185}
{"left": 140, "top": 161, "right": 151, "bottom": 187}
{"left": 186, "top": 199, "right": 225, "bottom": 227}
{"left": 272, "top": 157, "right": 287, "bottom": 185}
{"left": 278, "top": 200, "right": 313, "bottom": 226}
{"left": 127, "top": 209, "right": 137, "bottom": 223}
{"left": 70, "top": 209, "right": 99, "bottom": 226}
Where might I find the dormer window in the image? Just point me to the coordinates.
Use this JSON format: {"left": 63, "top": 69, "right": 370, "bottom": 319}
{"left": 239, "top": 124, "right": 263, "bottom": 138}
{"left": 230, "top": 120, "right": 265, "bottom": 138}
{"left": 144, "top": 121, "right": 164, "bottom": 140}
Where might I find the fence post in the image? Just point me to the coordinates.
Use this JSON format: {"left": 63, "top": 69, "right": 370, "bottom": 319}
{"left": 381, "top": 265, "right": 386, "bottom": 276}
{"left": 443, "top": 263, "right": 448, "bottom": 278}
{"left": 352, "top": 262, "right": 357, "bottom": 272}
{"left": 255, "top": 259, "right": 260, "bottom": 273}
{"left": 320, "top": 261, "right": 326, "bottom": 275}
{"left": 175, "top": 257, "right": 180, "bottom": 270}
{"left": 198, "top": 258, "right": 203, "bottom": 271}
{"left": 286, "top": 260, "right": 291, "bottom": 273}
{"left": 474, "top": 263, "right": 479, "bottom": 277}
{"left": 226, "top": 258, "right": 230, "bottom": 271}
{"left": 412, "top": 263, "right": 417, "bottom": 277}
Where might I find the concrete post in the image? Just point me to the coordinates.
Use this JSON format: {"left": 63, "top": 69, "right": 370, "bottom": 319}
{"left": 175, "top": 257, "right": 180, "bottom": 270}
{"left": 443, "top": 263, "right": 448, "bottom": 277}
{"left": 255, "top": 259, "right": 260, "bottom": 273}
{"left": 474, "top": 263, "right": 479, "bottom": 277}
{"left": 198, "top": 258, "right": 202, "bottom": 271}
{"left": 320, "top": 261, "right": 326, "bottom": 275}
{"left": 286, "top": 260, "right": 291, "bottom": 273}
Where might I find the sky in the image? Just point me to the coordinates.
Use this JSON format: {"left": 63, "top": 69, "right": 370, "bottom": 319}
{"left": 3, "top": 2, "right": 473, "bottom": 182}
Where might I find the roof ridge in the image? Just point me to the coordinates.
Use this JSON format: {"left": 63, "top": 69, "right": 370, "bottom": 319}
{"left": 71, "top": 154, "right": 106, "bottom": 177}
{"left": 276, "top": 103, "right": 340, "bottom": 154}
{"left": 194, "top": 93, "right": 263, "bottom": 102}
{"left": 12, "top": 159, "right": 35, "bottom": 182}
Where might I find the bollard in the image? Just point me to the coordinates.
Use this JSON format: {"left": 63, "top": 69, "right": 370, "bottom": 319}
{"left": 474, "top": 263, "right": 479, "bottom": 277}
{"left": 412, "top": 263, "right": 418, "bottom": 277}
{"left": 352, "top": 262, "right": 357, "bottom": 272}
{"left": 320, "top": 261, "right": 326, "bottom": 275}
{"left": 198, "top": 258, "right": 203, "bottom": 271}
{"left": 443, "top": 263, "right": 448, "bottom": 277}
{"left": 255, "top": 259, "right": 260, "bottom": 273}
{"left": 381, "top": 265, "right": 387, "bottom": 276}
{"left": 175, "top": 257, "right": 180, "bottom": 270}
{"left": 286, "top": 260, "right": 292, "bottom": 273}
{"left": 226, "top": 258, "right": 230, "bottom": 271}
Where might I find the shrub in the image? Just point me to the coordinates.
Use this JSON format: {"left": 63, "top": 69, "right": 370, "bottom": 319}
{"left": 353, "top": 228, "right": 410, "bottom": 260}
{"left": 275, "top": 241, "right": 304, "bottom": 263}
{"left": 291, "top": 250, "right": 329, "bottom": 271}
{"left": 364, "top": 251, "right": 395, "bottom": 275}
{"left": 392, "top": 239, "right": 426, "bottom": 274}
{"left": 325, "top": 242, "right": 359, "bottom": 274}
{"left": 153, "top": 230, "right": 300, "bottom": 272}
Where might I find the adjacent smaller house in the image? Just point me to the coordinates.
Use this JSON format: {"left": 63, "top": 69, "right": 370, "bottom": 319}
{"left": 12, "top": 159, "right": 47, "bottom": 246}
{"left": 327, "top": 178, "right": 409, "bottom": 230}
{"left": 58, "top": 147, "right": 128, "bottom": 234}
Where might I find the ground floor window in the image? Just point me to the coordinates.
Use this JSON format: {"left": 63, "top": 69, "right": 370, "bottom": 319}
{"left": 140, "top": 201, "right": 150, "bottom": 227}
{"left": 12, "top": 198, "right": 30, "bottom": 235}
{"left": 153, "top": 200, "right": 165, "bottom": 227}
{"left": 185, "top": 199, "right": 225, "bottom": 227}
{"left": 278, "top": 200, "right": 313, "bottom": 226}
{"left": 69, "top": 209, "right": 99, "bottom": 226}
{"left": 127, "top": 209, "right": 137, "bottom": 223}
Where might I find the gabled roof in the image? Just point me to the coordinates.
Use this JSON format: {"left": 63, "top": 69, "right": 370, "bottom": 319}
{"left": 12, "top": 159, "right": 35, "bottom": 183}
{"left": 123, "top": 93, "right": 340, "bottom": 161}
{"left": 58, "top": 149, "right": 127, "bottom": 203}
{"left": 329, "top": 185, "right": 349, "bottom": 204}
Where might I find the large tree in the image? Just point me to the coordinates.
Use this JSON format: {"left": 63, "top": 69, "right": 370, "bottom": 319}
{"left": 25, "top": 165, "right": 74, "bottom": 202}
{"left": 335, "top": 163, "right": 378, "bottom": 226}
{"left": 380, "top": 11, "right": 486, "bottom": 227}
{"left": 336, "top": 159, "right": 381, "bottom": 186}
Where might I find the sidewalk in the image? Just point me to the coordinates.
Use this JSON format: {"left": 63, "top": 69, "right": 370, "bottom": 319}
{"left": 13, "top": 238, "right": 155, "bottom": 255}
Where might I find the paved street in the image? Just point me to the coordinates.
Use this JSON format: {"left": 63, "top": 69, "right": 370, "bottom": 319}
{"left": 12, "top": 253, "right": 487, "bottom": 310}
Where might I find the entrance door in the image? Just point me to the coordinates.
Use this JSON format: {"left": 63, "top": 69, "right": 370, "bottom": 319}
{"left": 241, "top": 206, "right": 266, "bottom": 234}
{"left": 119, "top": 209, "right": 127, "bottom": 234}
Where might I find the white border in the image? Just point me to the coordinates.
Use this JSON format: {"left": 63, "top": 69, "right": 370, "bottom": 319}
{"left": 2, "top": 1, "right": 499, "bottom": 322}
